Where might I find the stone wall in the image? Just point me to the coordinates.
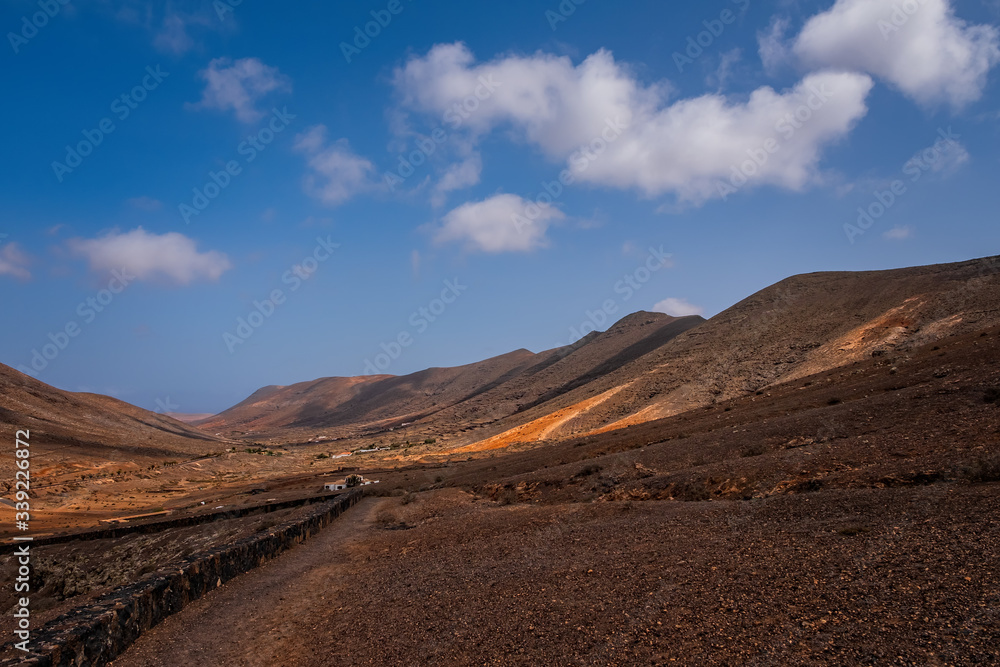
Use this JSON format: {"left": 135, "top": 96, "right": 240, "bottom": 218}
{"left": 3, "top": 490, "right": 361, "bottom": 667}
{"left": 1, "top": 491, "right": 350, "bottom": 555}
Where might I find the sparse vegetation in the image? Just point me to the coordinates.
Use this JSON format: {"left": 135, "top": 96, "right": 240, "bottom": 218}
{"left": 374, "top": 509, "right": 410, "bottom": 530}
{"left": 498, "top": 486, "right": 519, "bottom": 505}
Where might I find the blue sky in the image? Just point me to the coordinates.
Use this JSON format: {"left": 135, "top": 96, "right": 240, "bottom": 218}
{"left": 2, "top": 0, "right": 998, "bottom": 414}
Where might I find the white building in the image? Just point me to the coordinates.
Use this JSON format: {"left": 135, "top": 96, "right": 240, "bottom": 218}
{"left": 324, "top": 475, "right": 379, "bottom": 491}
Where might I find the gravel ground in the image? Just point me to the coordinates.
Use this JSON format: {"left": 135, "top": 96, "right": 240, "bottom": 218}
{"left": 111, "top": 485, "right": 999, "bottom": 666}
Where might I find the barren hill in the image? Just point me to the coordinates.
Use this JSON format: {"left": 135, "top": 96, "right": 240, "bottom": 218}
{"left": 196, "top": 349, "right": 539, "bottom": 437}
{"left": 455, "top": 255, "right": 1000, "bottom": 448}
{"left": 0, "top": 363, "right": 227, "bottom": 478}
{"left": 199, "top": 255, "right": 1000, "bottom": 451}
{"left": 200, "top": 313, "right": 704, "bottom": 442}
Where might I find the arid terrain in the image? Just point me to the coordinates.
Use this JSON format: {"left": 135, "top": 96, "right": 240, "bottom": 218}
{"left": 3, "top": 255, "right": 1000, "bottom": 665}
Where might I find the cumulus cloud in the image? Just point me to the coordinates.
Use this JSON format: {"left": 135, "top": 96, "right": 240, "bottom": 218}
{"left": 653, "top": 297, "right": 704, "bottom": 317}
{"left": 434, "top": 194, "right": 563, "bottom": 253}
{"left": 188, "top": 57, "right": 291, "bottom": 123}
{"left": 294, "top": 125, "right": 376, "bottom": 206}
{"left": 790, "top": 0, "right": 1000, "bottom": 109}
{"left": 431, "top": 154, "right": 482, "bottom": 207}
{"left": 0, "top": 242, "right": 31, "bottom": 281}
{"left": 394, "top": 43, "right": 874, "bottom": 203}
{"left": 68, "top": 228, "right": 232, "bottom": 286}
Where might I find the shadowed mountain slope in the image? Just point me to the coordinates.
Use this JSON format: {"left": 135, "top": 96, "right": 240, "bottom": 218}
{"left": 0, "top": 364, "right": 227, "bottom": 476}
{"left": 199, "top": 255, "right": 1000, "bottom": 450}
{"left": 200, "top": 313, "right": 705, "bottom": 441}
{"left": 458, "top": 255, "right": 1000, "bottom": 447}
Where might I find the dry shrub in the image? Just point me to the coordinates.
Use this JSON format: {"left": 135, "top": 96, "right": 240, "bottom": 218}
{"left": 498, "top": 486, "right": 518, "bottom": 505}
{"left": 374, "top": 509, "right": 397, "bottom": 527}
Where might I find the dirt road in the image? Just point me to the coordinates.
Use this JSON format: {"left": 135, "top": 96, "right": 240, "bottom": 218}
{"left": 111, "top": 497, "right": 380, "bottom": 667}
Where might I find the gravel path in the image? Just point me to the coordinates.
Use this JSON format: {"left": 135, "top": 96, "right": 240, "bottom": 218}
{"left": 111, "top": 497, "right": 379, "bottom": 667}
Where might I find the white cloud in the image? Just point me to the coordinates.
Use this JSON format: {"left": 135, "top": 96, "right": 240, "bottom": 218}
{"left": 154, "top": 14, "right": 196, "bottom": 55}
{"left": 709, "top": 49, "right": 743, "bottom": 89}
{"left": 188, "top": 57, "right": 291, "bottom": 123}
{"left": 394, "top": 43, "right": 874, "bottom": 203}
{"left": 434, "top": 194, "right": 563, "bottom": 253}
{"left": 293, "top": 125, "right": 376, "bottom": 206}
{"left": 394, "top": 43, "right": 652, "bottom": 159}
{"left": 790, "top": 0, "right": 1000, "bottom": 109}
{"left": 653, "top": 297, "right": 704, "bottom": 317}
{"left": 0, "top": 242, "right": 31, "bottom": 281}
{"left": 69, "top": 228, "right": 232, "bottom": 286}
{"left": 431, "top": 154, "right": 482, "bottom": 207}
{"left": 883, "top": 225, "right": 912, "bottom": 240}
{"left": 112, "top": 4, "right": 218, "bottom": 56}
{"left": 758, "top": 17, "right": 792, "bottom": 74}
{"left": 904, "top": 138, "right": 969, "bottom": 177}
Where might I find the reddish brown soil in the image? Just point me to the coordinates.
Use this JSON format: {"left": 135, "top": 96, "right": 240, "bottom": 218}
{"left": 109, "top": 486, "right": 1000, "bottom": 666}
{"left": 102, "top": 323, "right": 1000, "bottom": 665}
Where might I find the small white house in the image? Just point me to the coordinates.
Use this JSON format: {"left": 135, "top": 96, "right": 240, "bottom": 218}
{"left": 323, "top": 475, "right": 380, "bottom": 491}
